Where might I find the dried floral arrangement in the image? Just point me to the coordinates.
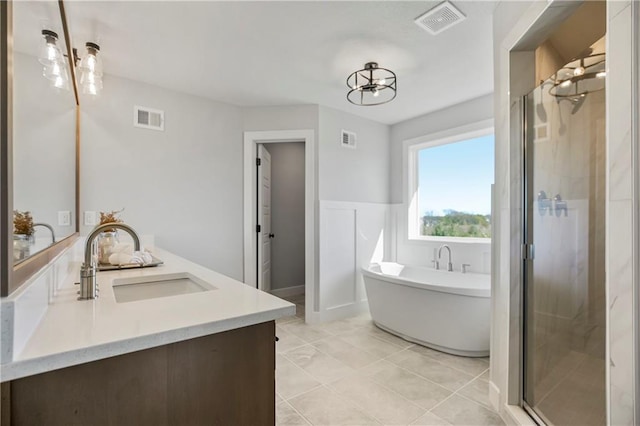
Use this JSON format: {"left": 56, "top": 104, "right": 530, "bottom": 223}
{"left": 99, "top": 208, "right": 124, "bottom": 232}
{"left": 13, "top": 210, "right": 34, "bottom": 236}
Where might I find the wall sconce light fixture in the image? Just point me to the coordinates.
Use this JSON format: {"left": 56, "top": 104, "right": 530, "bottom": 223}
{"left": 77, "top": 42, "right": 103, "bottom": 96}
{"left": 37, "top": 29, "right": 70, "bottom": 90}
{"left": 37, "top": 29, "right": 104, "bottom": 96}
{"left": 346, "top": 62, "right": 397, "bottom": 106}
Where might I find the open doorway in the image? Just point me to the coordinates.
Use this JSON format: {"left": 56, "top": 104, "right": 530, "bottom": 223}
{"left": 243, "top": 129, "right": 316, "bottom": 323}
{"left": 257, "top": 143, "right": 306, "bottom": 316}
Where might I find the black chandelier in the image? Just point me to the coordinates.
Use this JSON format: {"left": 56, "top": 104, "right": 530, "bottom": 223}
{"left": 346, "top": 62, "right": 397, "bottom": 106}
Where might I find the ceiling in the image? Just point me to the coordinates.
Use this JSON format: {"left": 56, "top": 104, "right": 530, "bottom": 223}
{"left": 14, "top": 1, "right": 497, "bottom": 125}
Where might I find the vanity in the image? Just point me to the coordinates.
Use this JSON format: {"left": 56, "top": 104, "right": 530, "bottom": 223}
{"left": 0, "top": 2, "right": 294, "bottom": 423}
{"left": 0, "top": 240, "right": 295, "bottom": 425}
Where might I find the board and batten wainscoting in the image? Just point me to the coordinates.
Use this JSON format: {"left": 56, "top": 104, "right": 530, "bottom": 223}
{"left": 317, "top": 201, "right": 390, "bottom": 323}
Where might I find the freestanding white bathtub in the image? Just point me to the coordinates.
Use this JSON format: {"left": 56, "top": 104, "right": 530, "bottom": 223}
{"left": 362, "top": 262, "right": 490, "bottom": 357}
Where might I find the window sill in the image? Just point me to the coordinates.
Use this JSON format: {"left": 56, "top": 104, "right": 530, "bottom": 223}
{"left": 407, "top": 236, "right": 491, "bottom": 244}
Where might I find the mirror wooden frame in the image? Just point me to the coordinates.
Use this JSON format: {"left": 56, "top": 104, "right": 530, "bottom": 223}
{"left": 1, "top": 0, "right": 80, "bottom": 297}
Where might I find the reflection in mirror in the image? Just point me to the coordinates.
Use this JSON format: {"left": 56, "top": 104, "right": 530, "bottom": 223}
{"left": 12, "top": 1, "right": 76, "bottom": 265}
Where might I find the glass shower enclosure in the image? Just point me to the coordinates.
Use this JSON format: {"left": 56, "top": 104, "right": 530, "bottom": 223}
{"left": 522, "top": 48, "right": 607, "bottom": 425}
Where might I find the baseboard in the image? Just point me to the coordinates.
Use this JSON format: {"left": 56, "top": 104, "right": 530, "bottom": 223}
{"left": 269, "top": 285, "right": 305, "bottom": 298}
{"left": 489, "top": 380, "right": 500, "bottom": 412}
{"left": 306, "top": 300, "right": 369, "bottom": 324}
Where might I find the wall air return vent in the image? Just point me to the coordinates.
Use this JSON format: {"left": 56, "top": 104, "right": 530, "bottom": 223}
{"left": 341, "top": 130, "right": 357, "bottom": 149}
{"left": 415, "top": 1, "right": 466, "bottom": 35}
{"left": 134, "top": 105, "right": 164, "bottom": 131}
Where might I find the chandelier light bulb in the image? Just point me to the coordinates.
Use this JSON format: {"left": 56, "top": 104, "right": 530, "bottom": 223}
{"left": 573, "top": 66, "right": 585, "bottom": 76}
{"left": 560, "top": 80, "right": 572, "bottom": 88}
{"left": 378, "top": 78, "right": 386, "bottom": 86}
{"left": 596, "top": 71, "right": 606, "bottom": 78}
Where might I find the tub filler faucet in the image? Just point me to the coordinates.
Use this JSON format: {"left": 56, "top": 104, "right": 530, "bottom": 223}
{"left": 437, "top": 244, "right": 453, "bottom": 272}
{"left": 78, "top": 222, "right": 141, "bottom": 300}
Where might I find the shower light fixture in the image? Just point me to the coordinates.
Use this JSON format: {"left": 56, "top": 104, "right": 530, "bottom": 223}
{"left": 549, "top": 52, "right": 605, "bottom": 101}
{"left": 346, "top": 62, "right": 397, "bottom": 106}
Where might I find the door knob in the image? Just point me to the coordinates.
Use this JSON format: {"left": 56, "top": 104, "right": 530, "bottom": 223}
{"left": 269, "top": 233, "right": 275, "bottom": 238}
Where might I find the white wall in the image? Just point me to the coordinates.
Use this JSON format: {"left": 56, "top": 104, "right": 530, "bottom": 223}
{"left": 13, "top": 52, "right": 76, "bottom": 241}
{"left": 318, "top": 106, "right": 390, "bottom": 204}
{"left": 243, "top": 105, "right": 319, "bottom": 133}
{"left": 266, "top": 142, "right": 306, "bottom": 291}
{"left": 80, "top": 74, "right": 244, "bottom": 280}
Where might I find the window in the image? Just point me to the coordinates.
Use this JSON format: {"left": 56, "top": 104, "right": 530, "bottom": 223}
{"left": 409, "top": 132, "right": 494, "bottom": 240}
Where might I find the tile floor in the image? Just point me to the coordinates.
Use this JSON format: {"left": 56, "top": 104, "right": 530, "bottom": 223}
{"left": 275, "top": 294, "right": 504, "bottom": 426}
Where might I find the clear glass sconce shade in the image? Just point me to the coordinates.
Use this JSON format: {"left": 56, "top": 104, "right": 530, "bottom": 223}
{"left": 51, "top": 66, "right": 70, "bottom": 91}
{"left": 37, "top": 30, "right": 63, "bottom": 66}
{"left": 78, "top": 42, "right": 103, "bottom": 95}
{"left": 78, "top": 43, "right": 103, "bottom": 76}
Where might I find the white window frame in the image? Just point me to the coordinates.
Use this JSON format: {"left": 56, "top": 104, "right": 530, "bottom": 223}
{"left": 403, "top": 119, "right": 494, "bottom": 244}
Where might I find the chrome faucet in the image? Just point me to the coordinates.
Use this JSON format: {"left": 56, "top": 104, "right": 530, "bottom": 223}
{"left": 34, "top": 223, "right": 56, "bottom": 243}
{"left": 437, "top": 244, "right": 453, "bottom": 272}
{"left": 79, "top": 222, "right": 141, "bottom": 300}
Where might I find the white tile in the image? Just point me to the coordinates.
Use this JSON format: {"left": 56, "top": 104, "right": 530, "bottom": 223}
{"left": 277, "top": 401, "right": 310, "bottom": 426}
{"left": 284, "top": 344, "right": 354, "bottom": 384}
{"left": 361, "top": 360, "right": 452, "bottom": 410}
{"left": 289, "top": 386, "right": 380, "bottom": 425}
{"left": 431, "top": 394, "right": 504, "bottom": 426}
{"left": 608, "top": 0, "right": 630, "bottom": 21}
{"left": 280, "top": 320, "right": 332, "bottom": 343}
{"left": 364, "top": 324, "right": 414, "bottom": 349}
{"left": 337, "top": 329, "right": 405, "bottom": 358}
{"left": 411, "top": 411, "right": 452, "bottom": 426}
{"left": 387, "top": 350, "right": 475, "bottom": 391}
{"left": 276, "top": 354, "right": 322, "bottom": 399}
{"left": 607, "top": 4, "right": 634, "bottom": 201}
{"left": 276, "top": 326, "right": 307, "bottom": 353}
{"left": 608, "top": 199, "right": 636, "bottom": 426}
{"left": 457, "top": 377, "right": 493, "bottom": 411}
{"left": 329, "top": 374, "right": 426, "bottom": 425}
{"left": 408, "top": 345, "right": 489, "bottom": 377}
{"left": 312, "top": 337, "right": 381, "bottom": 369}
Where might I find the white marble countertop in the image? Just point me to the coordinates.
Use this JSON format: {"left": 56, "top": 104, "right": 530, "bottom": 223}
{"left": 0, "top": 242, "right": 295, "bottom": 382}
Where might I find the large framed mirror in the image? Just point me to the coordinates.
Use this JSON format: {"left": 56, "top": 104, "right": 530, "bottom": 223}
{"left": 1, "top": 0, "right": 80, "bottom": 296}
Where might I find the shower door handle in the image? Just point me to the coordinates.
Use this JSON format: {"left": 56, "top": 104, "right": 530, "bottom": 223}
{"left": 522, "top": 244, "right": 535, "bottom": 260}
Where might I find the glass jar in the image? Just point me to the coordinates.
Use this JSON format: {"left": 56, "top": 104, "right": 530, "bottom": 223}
{"left": 13, "top": 234, "right": 33, "bottom": 261}
{"left": 97, "top": 230, "right": 119, "bottom": 264}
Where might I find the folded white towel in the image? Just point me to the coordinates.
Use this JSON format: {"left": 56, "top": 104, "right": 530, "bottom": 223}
{"left": 108, "top": 250, "right": 153, "bottom": 265}
{"left": 110, "top": 243, "right": 135, "bottom": 255}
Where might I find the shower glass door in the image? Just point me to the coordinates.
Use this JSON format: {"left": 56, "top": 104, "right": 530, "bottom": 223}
{"left": 522, "top": 54, "right": 606, "bottom": 425}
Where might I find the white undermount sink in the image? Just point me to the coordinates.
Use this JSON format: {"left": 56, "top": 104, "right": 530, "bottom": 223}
{"left": 112, "top": 272, "right": 216, "bottom": 303}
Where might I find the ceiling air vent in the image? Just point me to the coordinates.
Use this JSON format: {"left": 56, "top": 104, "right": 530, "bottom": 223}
{"left": 415, "top": 1, "right": 466, "bottom": 35}
{"left": 134, "top": 105, "right": 164, "bottom": 131}
{"left": 341, "top": 130, "right": 356, "bottom": 149}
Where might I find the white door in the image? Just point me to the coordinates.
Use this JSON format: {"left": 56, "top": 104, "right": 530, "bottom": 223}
{"left": 257, "top": 145, "right": 272, "bottom": 292}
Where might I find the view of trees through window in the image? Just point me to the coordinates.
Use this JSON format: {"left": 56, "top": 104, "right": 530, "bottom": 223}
{"left": 417, "top": 134, "right": 495, "bottom": 238}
